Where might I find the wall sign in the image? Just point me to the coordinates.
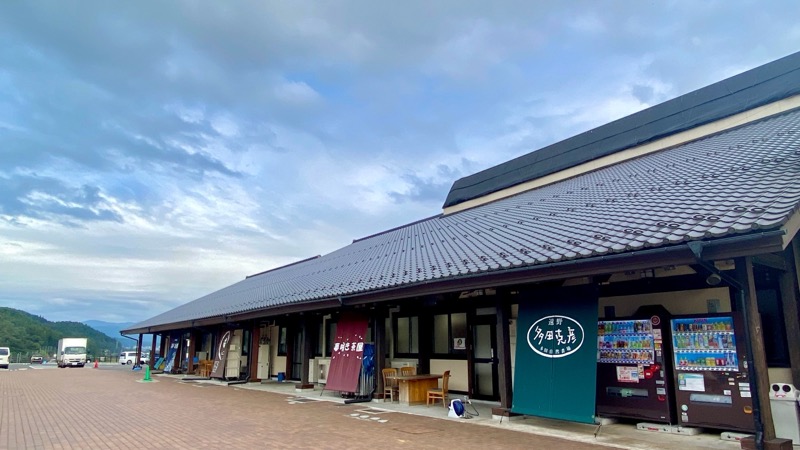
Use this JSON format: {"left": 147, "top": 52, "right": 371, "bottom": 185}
{"left": 526, "top": 315, "right": 584, "bottom": 358}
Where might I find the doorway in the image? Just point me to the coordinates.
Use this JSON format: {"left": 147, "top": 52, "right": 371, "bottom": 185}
{"left": 290, "top": 327, "right": 303, "bottom": 380}
{"left": 471, "top": 314, "right": 498, "bottom": 400}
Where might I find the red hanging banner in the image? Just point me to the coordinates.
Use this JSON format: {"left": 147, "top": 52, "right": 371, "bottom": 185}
{"left": 324, "top": 312, "right": 368, "bottom": 393}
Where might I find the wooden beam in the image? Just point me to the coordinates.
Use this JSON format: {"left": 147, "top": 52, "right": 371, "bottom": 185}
{"left": 136, "top": 334, "right": 143, "bottom": 367}
{"left": 735, "top": 257, "right": 775, "bottom": 441}
{"left": 495, "top": 297, "right": 513, "bottom": 409}
{"left": 250, "top": 323, "right": 260, "bottom": 381}
{"left": 149, "top": 334, "right": 157, "bottom": 370}
{"left": 373, "top": 307, "right": 387, "bottom": 397}
{"left": 752, "top": 254, "right": 787, "bottom": 272}
{"left": 417, "top": 313, "right": 432, "bottom": 375}
{"left": 186, "top": 332, "right": 196, "bottom": 374}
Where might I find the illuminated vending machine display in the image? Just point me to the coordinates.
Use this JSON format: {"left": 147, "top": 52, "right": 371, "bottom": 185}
{"left": 670, "top": 314, "right": 754, "bottom": 432}
{"left": 595, "top": 308, "right": 676, "bottom": 423}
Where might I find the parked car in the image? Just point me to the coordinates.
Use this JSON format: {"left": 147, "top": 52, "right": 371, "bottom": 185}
{"left": 119, "top": 351, "right": 137, "bottom": 365}
{"left": 119, "top": 351, "right": 150, "bottom": 365}
{"left": 0, "top": 347, "right": 9, "bottom": 369}
{"left": 30, "top": 355, "right": 43, "bottom": 364}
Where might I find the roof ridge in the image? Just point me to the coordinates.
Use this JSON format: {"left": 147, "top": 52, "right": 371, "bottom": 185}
{"left": 245, "top": 255, "right": 322, "bottom": 279}
{"left": 352, "top": 214, "right": 442, "bottom": 243}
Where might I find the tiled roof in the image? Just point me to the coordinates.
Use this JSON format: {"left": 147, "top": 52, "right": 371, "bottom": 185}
{"left": 443, "top": 51, "right": 800, "bottom": 208}
{"left": 130, "top": 108, "right": 800, "bottom": 331}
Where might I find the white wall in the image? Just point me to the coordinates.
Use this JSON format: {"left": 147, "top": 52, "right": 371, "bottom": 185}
{"left": 599, "top": 287, "right": 732, "bottom": 317}
{"left": 769, "top": 368, "right": 793, "bottom": 385}
{"left": 430, "top": 359, "right": 468, "bottom": 392}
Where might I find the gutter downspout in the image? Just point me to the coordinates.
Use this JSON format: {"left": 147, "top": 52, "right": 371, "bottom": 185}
{"left": 687, "top": 242, "right": 765, "bottom": 450}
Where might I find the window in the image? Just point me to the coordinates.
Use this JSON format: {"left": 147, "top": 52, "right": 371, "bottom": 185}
{"left": 433, "top": 312, "right": 467, "bottom": 356}
{"left": 326, "top": 321, "right": 337, "bottom": 356}
{"left": 241, "top": 329, "right": 251, "bottom": 358}
{"left": 394, "top": 315, "right": 419, "bottom": 356}
{"left": 277, "top": 326, "right": 288, "bottom": 356}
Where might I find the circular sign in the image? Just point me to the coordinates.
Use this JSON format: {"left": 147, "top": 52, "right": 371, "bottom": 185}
{"left": 651, "top": 315, "right": 661, "bottom": 326}
{"left": 526, "top": 315, "right": 585, "bottom": 358}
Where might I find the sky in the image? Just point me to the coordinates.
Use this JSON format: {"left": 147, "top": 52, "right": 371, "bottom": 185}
{"left": 1, "top": 1, "right": 799, "bottom": 325}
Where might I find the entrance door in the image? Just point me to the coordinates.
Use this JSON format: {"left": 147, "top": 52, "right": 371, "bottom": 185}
{"left": 257, "top": 344, "right": 270, "bottom": 380}
{"left": 471, "top": 315, "right": 498, "bottom": 400}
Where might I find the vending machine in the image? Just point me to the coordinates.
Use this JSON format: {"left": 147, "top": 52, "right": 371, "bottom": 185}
{"left": 596, "top": 306, "right": 676, "bottom": 423}
{"left": 670, "top": 314, "right": 754, "bottom": 432}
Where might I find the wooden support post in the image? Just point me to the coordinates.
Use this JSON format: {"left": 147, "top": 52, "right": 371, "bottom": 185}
{"left": 496, "top": 298, "right": 513, "bottom": 409}
{"left": 149, "top": 334, "right": 157, "bottom": 369}
{"left": 186, "top": 332, "right": 196, "bottom": 374}
{"left": 250, "top": 323, "right": 261, "bottom": 381}
{"left": 786, "top": 239, "right": 800, "bottom": 388}
{"left": 373, "top": 307, "right": 387, "bottom": 397}
{"left": 159, "top": 334, "right": 167, "bottom": 360}
{"left": 735, "top": 257, "right": 776, "bottom": 442}
{"left": 135, "top": 334, "right": 143, "bottom": 364}
{"left": 418, "top": 312, "right": 432, "bottom": 375}
{"left": 174, "top": 333, "right": 184, "bottom": 373}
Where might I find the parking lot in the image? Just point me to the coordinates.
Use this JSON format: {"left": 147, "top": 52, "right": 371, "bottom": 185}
{"left": 0, "top": 365, "right": 622, "bottom": 450}
{"left": 2, "top": 364, "right": 747, "bottom": 450}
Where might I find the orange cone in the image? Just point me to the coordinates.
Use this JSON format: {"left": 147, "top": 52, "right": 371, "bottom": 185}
{"left": 93, "top": 359, "right": 98, "bottom": 368}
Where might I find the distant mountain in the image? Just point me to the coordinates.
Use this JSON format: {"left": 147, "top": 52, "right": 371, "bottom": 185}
{"left": 0, "top": 307, "right": 122, "bottom": 359}
{"left": 83, "top": 320, "right": 135, "bottom": 340}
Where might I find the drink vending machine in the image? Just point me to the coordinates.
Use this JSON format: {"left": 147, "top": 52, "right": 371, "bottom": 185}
{"left": 595, "top": 307, "right": 676, "bottom": 423}
{"left": 670, "top": 314, "right": 754, "bottom": 432}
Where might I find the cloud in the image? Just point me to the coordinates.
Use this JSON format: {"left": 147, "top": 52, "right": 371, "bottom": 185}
{"left": 1, "top": 1, "right": 799, "bottom": 323}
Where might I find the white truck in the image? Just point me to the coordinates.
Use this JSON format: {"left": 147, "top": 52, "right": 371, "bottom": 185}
{"left": 57, "top": 338, "right": 88, "bottom": 368}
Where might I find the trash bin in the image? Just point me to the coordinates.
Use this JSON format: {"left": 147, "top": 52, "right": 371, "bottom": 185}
{"left": 769, "top": 383, "right": 800, "bottom": 444}
{"left": 277, "top": 372, "right": 285, "bottom": 382}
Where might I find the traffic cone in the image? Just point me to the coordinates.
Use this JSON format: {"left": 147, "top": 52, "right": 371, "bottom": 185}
{"left": 93, "top": 359, "right": 98, "bottom": 368}
{"left": 143, "top": 364, "right": 152, "bottom": 382}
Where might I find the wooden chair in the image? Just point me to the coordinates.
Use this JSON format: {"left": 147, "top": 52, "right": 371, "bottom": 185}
{"left": 382, "top": 368, "right": 399, "bottom": 402}
{"left": 427, "top": 370, "right": 450, "bottom": 407}
{"left": 399, "top": 366, "right": 416, "bottom": 376}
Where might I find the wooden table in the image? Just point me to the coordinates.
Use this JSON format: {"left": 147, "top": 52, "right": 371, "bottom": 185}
{"left": 394, "top": 374, "right": 443, "bottom": 405}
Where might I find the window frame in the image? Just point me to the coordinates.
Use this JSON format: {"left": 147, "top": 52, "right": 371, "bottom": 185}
{"left": 393, "top": 314, "right": 419, "bottom": 358}
{"left": 277, "top": 326, "right": 288, "bottom": 356}
{"left": 431, "top": 311, "right": 468, "bottom": 358}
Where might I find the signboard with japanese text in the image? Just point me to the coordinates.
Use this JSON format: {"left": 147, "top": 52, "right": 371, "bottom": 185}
{"left": 616, "top": 366, "right": 641, "bottom": 383}
{"left": 324, "top": 312, "right": 368, "bottom": 393}
{"left": 210, "top": 329, "right": 232, "bottom": 379}
{"left": 163, "top": 336, "right": 181, "bottom": 373}
{"left": 512, "top": 286, "right": 598, "bottom": 423}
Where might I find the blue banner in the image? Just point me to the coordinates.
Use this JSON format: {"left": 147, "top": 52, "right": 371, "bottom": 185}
{"left": 163, "top": 337, "right": 180, "bottom": 373}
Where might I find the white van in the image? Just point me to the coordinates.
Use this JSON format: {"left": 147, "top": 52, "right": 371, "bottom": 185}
{"left": 119, "top": 351, "right": 140, "bottom": 365}
{"left": 0, "top": 347, "right": 9, "bottom": 369}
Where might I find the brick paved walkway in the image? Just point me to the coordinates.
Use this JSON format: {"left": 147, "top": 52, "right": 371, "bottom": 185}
{"left": 0, "top": 367, "right": 618, "bottom": 450}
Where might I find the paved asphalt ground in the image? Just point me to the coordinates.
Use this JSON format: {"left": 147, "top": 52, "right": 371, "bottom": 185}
{"left": 0, "top": 364, "right": 617, "bottom": 450}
